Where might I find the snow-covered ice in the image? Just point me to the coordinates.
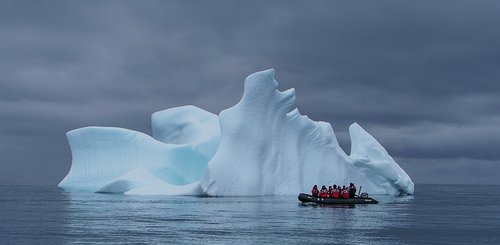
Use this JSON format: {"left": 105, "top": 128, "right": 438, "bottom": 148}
{"left": 58, "top": 69, "right": 414, "bottom": 196}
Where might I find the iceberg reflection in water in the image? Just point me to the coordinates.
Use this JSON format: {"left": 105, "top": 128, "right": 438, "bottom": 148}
{"left": 61, "top": 194, "right": 409, "bottom": 244}
{"left": 2, "top": 185, "right": 499, "bottom": 244}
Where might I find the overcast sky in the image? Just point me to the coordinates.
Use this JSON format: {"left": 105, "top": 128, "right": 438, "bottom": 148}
{"left": 1, "top": 0, "right": 499, "bottom": 186}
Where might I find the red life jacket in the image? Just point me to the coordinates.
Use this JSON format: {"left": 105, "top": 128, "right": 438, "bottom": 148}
{"left": 319, "top": 189, "right": 329, "bottom": 198}
{"left": 342, "top": 190, "right": 349, "bottom": 199}
{"left": 332, "top": 190, "right": 340, "bottom": 198}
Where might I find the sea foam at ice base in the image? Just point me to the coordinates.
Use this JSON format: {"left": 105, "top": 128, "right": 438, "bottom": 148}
{"left": 58, "top": 69, "right": 414, "bottom": 196}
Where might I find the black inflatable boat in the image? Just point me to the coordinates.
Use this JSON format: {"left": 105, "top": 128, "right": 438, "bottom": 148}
{"left": 298, "top": 193, "right": 379, "bottom": 204}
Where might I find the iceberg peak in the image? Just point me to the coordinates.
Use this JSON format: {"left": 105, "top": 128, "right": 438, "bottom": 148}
{"left": 348, "top": 122, "right": 414, "bottom": 194}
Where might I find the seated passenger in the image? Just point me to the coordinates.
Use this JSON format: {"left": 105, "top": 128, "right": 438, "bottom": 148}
{"left": 331, "top": 186, "right": 340, "bottom": 199}
{"left": 319, "top": 185, "right": 329, "bottom": 198}
{"left": 342, "top": 186, "right": 350, "bottom": 199}
{"left": 348, "top": 183, "right": 357, "bottom": 198}
{"left": 311, "top": 185, "right": 319, "bottom": 197}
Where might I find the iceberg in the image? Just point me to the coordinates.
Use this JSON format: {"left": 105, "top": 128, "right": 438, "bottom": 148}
{"left": 58, "top": 69, "right": 414, "bottom": 196}
{"left": 58, "top": 106, "right": 219, "bottom": 194}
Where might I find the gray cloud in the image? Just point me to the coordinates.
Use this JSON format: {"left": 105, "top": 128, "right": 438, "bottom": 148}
{"left": 1, "top": 0, "right": 499, "bottom": 185}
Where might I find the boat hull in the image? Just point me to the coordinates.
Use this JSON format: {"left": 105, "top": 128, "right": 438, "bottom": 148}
{"left": 298, "top": 193, "right": 379, "bottom": 204}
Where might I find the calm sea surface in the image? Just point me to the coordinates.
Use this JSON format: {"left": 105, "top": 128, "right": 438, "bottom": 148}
{"left": 1, "top": 184, "right": 499, "bottom": 244}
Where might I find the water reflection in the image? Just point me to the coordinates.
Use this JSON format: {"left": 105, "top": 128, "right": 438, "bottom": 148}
{"left": 57, "top": 192, "right": 417, "bottom": 244}
{"left": 296, "top": 195, "right": 415, "bottom": 244}
{"left": 1, "top": 186, "right": 414, "bottom": 244}
{"left": 0, "top": 186, "right": 70, "bottom": 244}
{"left": 4, "top": 185, "right": 500, "bottom": 244}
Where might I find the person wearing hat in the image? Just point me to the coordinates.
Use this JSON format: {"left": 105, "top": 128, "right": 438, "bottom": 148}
{"left": 311, "top": 185, "right": 319, "bottom": 197}
{"left": 341, "top": 186, "right": 349, "bottom": 199}
{"left": 349, "top": 183, "right": 357, "bottom": 198}
{"left": 319, "top": 185, "right": 329, "bottom": 198}
{"left": 331, "top": 184, "right": 340, "bottom": 198}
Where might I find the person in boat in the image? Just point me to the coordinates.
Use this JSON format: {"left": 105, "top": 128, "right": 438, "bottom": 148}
{"left": 331, "top": 184, "right": 340, "bottom": 199}
{"left": 328, "top": 185, "right": 335, "bottom": 198}
{"left": 311, "top": 185, "right": 319, "bottom": 197}
{"left": 349, "top": 183, "right": 357, "bottom": 198}
{"left": 319, "top": 185, "right": 329, "bottom": 198}
{"left": 342, "top": 186, "right": 350, "bottom": 199}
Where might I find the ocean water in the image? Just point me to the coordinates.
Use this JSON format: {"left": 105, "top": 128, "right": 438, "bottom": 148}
{"left": 1, "top": 184, "right": 499, "bottom": 244}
